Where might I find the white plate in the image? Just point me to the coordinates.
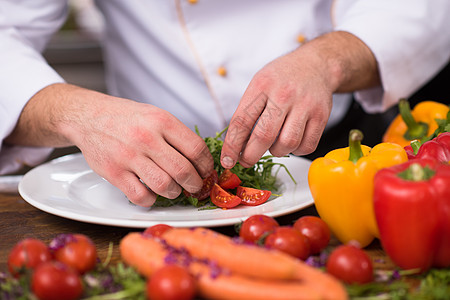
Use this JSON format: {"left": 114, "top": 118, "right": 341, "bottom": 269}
{"left": 18, "top": 153, "right": 313, "bottom": 228}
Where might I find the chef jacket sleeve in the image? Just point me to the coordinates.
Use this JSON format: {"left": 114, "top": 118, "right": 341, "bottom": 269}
{"left": 333, "top": 0, "right": 450, "bottom": 113}
{"left": 0, "top": 0, "right": 67, "bottom": 174}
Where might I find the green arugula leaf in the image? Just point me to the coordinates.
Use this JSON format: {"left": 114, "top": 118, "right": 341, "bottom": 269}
{"left": 156, "top": 126, "right": 296, "bottom": 208}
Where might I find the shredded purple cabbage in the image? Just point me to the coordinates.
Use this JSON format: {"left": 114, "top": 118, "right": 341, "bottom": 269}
{"left": 48, "top": 233, "right": 77, "bottom": 251}
{"left": 305, "top": 251, "right": 329, "bottom": 268}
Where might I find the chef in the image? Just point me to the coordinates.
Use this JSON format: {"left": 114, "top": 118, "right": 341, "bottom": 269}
{"left": 1, "top": 0, "right": 449, "bottom": 206}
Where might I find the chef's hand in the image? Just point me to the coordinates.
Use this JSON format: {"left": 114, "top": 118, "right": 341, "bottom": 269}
{"left": 6, "top": 84, "right": 214, "bottom": 207}
{"left": 221, "top": 31, "right": 380, "bottom": 169}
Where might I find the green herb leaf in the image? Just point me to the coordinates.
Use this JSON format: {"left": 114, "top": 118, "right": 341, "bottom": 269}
{"left": 156, "top": 126, "right": 296, "bottom": 208}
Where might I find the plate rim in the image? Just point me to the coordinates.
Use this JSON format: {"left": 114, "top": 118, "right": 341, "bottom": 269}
{"left": 18, "top": 153, "right": 314, "bottom": 228}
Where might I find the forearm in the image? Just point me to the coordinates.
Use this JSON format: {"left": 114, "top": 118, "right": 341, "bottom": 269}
{"left": 5, "top": 83, "right": 107, "bottom": 148}
{"left": 295, "top": 31, "right": 380, "bottom": 94}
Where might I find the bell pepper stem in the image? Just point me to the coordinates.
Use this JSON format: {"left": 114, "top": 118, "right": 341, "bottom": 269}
{"left": 398, "top": 163, "right": 435, "bottom": 181}
{"left": 348, "top": 129, "right": 364, "bottom": 163}
{"left": 410, "top": 140, "right": 422, "bottom": 155}
{"left": 398, "top": 98, "right": 429, "bottom": 140}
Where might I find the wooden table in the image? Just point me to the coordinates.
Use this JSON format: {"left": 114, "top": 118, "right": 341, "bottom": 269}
{"left": 0, "top": 190, "right": 394, "bottom": 273}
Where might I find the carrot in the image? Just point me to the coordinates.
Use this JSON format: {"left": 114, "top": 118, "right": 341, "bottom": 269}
{"left": 119, "top": 232, "right": 166, "bottom": 277}
{"left": 162, "top": 227, "right": 347, "bottom": 300}
{"left": 120, "top": 231, "right": 348, "bottom": 300}
{"left": 162, "top": 227, "right": 298, "bottom": 280}
{"left": 195, "top": 268, "right": 323, "bottom": 300}
{"left": 120, "top": 233, "right": 327, "bottom": 300}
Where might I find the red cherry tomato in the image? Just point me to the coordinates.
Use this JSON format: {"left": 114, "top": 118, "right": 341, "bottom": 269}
{"left": 143, "top": 224, "right": 173, "bottom": 238}
{"left": 265, "top": 226, "right": 310, "bottom": 260}
{"left": 7, "top": 238, "right": 52, "bottom": 277}
{"left": 147, "top": 264, "right": 197, "bottom": 300}
{"left": 239, "top": 214, "right": 279, "bottom": 243}
{"left": 31, "top": 261, "right": 83, "bottom": 300}
{"left": 52, "top": 234, "right": 97, "bottom": 274}
{"left": 293, "top": 216, "right": 331, "bottom": 254}
{"left": 218, "top": 169, "right": 242, "bottom": 189}
{"left": 183, "top": 170, "right": 218, "bottom": 201}
{"left": 326, "top": 244, "right": 374, "bottom": 284}
{"left": 236, "top": 186, "right": 271, "bottom": 206}
{"left": 210, "top": 184, "right": 241, "bottom": 208}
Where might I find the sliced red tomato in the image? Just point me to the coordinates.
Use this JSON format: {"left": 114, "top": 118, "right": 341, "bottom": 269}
{"left": 210, "top": 184, "right": 241, "bottom": 208}
{"left": 218, "top": 169, "right": 242, "bottom": 189}
{"left": 183, "top": 170, "right": 218, "bottom": 200}
{"left": 236, "top": 186, "right": 271, "bottom": 206}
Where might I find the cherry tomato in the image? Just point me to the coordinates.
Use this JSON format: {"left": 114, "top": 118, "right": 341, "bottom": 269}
{"left": 326, "top": 244, "right": 374, "bottom": 284}
{"left": 52, "top": 234, "right": 97, "bottom": 274}
{"left": 265, "top": 226, "right": 311, "bottom": 260}
{"left": 239, "top": 214, "right": 279, "bottom": 243}
{"left": 147, "top": 264, "right": 197, "bottom": 300}
{"left": 7, "top": 238, "right": 52, "bottom": 277}
{"left": 143, "top": 224, "right": 173, "bottom": 238}
{"left": 236, "top": 186, "right": 271, "bottom": 206}
{"left": 293, "top": 216, "right": 331, "bottom": 254}
{"left": 183, "top": 170, "right": 218, "bottom": 200}
{"left": 210, "top": 184, "right": 241, "bottom": 208}
{"left": 218, "top": 169, "right": 242, "bottom": 189}
{"left": 32, "top": 261, "right": 83, "bottom": 300}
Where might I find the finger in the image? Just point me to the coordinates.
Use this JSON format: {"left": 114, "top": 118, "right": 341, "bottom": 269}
{"left": 130, "top": 155, "right": 183, "bottom": 199}
{"left": 163, "top": 126, "right": 214, "bottom": 179}
{"left": 238, "top": 96, "right": 286, "bottom": 167}
{"left": 107, "top": 171, "right": 157, "bottom": 207}
{"left": 269, "top": 110, "right": 306, "bottom": 157}
{"left": 221, "top": 91, "right": 268, "bottom": 169}
{"left": 141, "top": 123, "right": 214, "bottom": 193}
{"left": 291, "top": 116, "right": 326, "bottom": 156}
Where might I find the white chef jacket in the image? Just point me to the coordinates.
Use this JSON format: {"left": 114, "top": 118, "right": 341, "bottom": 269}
{"left": 1, "top": 0, "right": 450, "bottom": 174}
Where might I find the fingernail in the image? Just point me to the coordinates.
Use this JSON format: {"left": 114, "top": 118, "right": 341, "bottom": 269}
{"left": 140, "top": 196, "right": 156, "bottom": 208}
{"left": 167, "top": 190, "right": 181, "bottom": 199}
{"left": 222, "top": 156, "right": 235, "bottom": 169}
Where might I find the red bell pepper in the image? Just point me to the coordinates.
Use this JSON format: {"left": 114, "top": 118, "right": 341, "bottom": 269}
{"left": 404, "top": 132, "right": 450, "bottom": 162}
{"left": 373, "top": 159, "right": 450, "bottom": 272}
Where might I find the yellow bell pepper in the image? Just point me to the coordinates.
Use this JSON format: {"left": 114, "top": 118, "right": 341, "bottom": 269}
{"left": 308, "top": 130, "right": 408, "bottom": 247}
{"left": 383, "top": 99, "right": 449, "bottom": 147}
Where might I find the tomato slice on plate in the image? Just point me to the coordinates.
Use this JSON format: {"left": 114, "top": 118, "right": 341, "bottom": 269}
{"left": 210, "top": 184, "right": 242, "bottom": 208}
{"left": 184, "top": 170, "right": 218, "bottom": 200}
{"left": 218, "top": 169, "right": 242, "bottom": 190}
{"left": 236, "top": 186, "right": 271, "bottom": 206}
